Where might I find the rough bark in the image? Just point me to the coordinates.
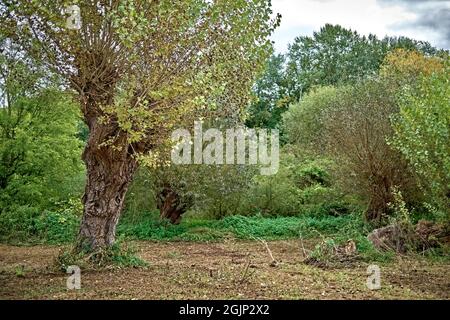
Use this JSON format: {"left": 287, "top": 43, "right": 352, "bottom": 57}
{"left": 157, "top": 186, "right": 187, "bottom": 225}
{"left": 365, "top": 175, "right": 393, "bottom": 224}
{"left": 76, "top": 119, "right": 138, "bottom": 252}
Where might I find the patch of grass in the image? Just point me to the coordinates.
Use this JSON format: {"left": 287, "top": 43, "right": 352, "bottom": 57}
{"left": 118, "top": 213, "right": 394, "bottom": 262}
{"left": 14, "top": 265, "right": 26, "bottom": 278}
{"left": 218, "top": 214, "right": 362, "bottom": 239}
{"left": 55, "top": 238, "right": 148, "bottom": 271}
{"left": 0, "top": 208, "right": 428, "bottom": 263}
{"left": 33, "top": 210, "right": 79, "bottom": 244}
{"left": 118, "top": 213, "right": 370, "bottom": 242}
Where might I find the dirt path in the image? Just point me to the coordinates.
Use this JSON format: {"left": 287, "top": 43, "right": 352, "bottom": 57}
{"left": 0, "top": 240, "right": 449, "bottom": 299}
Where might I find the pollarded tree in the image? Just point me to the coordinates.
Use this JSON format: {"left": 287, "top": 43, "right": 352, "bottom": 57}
{"left": 1, "top": 0, "right": 279, "bottom": 252}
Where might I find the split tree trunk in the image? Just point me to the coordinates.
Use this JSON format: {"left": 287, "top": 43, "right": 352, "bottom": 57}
{"left": 157, "top": 186, "right": 187, "bottom": 225}
{"left": 76, "top": 120, "right": 138, "bottom": 252}
{"left": 365, "top": 175, "right": 393, "bottom": 224}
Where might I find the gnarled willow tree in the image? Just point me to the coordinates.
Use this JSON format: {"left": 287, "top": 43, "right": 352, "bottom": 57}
{"left": 1, "top": 0, "right": 279, "bottom": 251}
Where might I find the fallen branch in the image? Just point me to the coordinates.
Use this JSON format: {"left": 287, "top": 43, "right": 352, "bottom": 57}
{"left": 256, "top": 237, "right": 278, "bottom": 267}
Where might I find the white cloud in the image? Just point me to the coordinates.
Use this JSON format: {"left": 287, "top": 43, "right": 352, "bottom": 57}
{"left": 270, "top": 0, "right": 447, "bottom": 52}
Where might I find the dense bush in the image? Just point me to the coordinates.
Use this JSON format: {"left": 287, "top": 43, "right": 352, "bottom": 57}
{"left": 391, "top": 63, "right": 450, "bottom": 216}
{"left": 282, "top": 49, "right": 447, "bottom": 224}
{"left": 321, "top": 79, "right": 420, "bottom": 223}
{"left": 282, "top": 86, "right": 338, "bottom": 152}
{"left": 0, "top": 199, "right": 81, "bottom": 243}
{"left": 238, "top": 145, "right": 353, "bottom": 217}
{"left": 0, "top": 43, "right": 85, "bottom": 242}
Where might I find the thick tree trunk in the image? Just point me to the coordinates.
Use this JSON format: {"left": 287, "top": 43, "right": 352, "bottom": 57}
{"left": 365, "top": 175, "right": 393, "bottom": 224}
{"left": 157, "top": 186, "right": 187, "bottom": 225}
{"left": 76, "top": 121, "right": 138, "bottom": 252}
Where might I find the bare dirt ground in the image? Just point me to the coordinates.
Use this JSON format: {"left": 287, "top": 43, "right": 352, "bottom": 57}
{"left": 0, "top": 240, "right": 449, "bottom": 299}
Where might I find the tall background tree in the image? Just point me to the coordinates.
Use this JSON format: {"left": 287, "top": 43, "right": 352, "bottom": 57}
{"left": 245, "top": 54, "right": 290, "bottom": 129}
{"left": 0, "top": 36, "right": 83, "bottom": 213}
{"left": 245, "top": 24, "right": 441, "bottom": 132}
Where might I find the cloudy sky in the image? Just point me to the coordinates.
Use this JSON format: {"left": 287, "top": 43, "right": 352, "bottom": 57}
{"left": 270, "top": 0, "right": 450, "bottom": 53}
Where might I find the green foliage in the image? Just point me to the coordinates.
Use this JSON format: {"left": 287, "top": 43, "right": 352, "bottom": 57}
{"left": 104, "top": 239, "right": 149, "bottom": 268}
{"left": 287, "top": 24, "right": 380, "bottom": 97}
{"left": 119, "top": 212, "right": 365, "bottom": 241}
{"left": 0, "top": 39, "right": 85, "bottom": 236}
{"left": 33, "top": 206, "right": 80, "bottom": 244}
{"left": 245, "top": 54, "right": 290, "bottom": 129}
{"left": 0, "top": 87, "right": 84, "bottom": 211}
{"left": 219, "top": 214, "right": 359, "bottom": 239}
{"left": 4, "top": 0, "right": 281, "bottom": 151}
{"left": 282, "top": 86, "right": 338, "bottom": 151}
{"left": 391, "top": 64, "right": 450, "bottom": 214}
{"left": 56, "top": 238, "right": 148, "bottom": 270}
{"left": 283, "top": 74, "right": 425, "bottom": 222}
{"left": 286, "top": 24, "right": 439, "bottom": 100}
{"left": 237, "top": 143, "right": 353, "bottom": 217}
{"left": 0, "top": 205, "right": 40, "bottom": 242}
{"left": 0, "top": 199, "right": 81, "bottom": 244}
{"left": 244, "top": 25, "right": 441, "bottom": 131}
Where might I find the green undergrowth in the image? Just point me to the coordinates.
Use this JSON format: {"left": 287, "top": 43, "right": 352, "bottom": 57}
{"left": 1, "top": 209, "right": 423, "bottom": 263}
{"left": 118, "top": 212, "right": 394, "bottom": 262}
{"left": 117, "top": 212, "right": 365, "bottom": 241}
{"left": 1, "top": 209, "right": 368, "bottom": 244}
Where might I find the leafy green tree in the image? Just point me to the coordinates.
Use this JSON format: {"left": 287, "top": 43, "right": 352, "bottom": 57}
{"left": 380, "top": 36, "right": 438, "bottom": 57}
{"left": 283, "top": 48, "right": 446, "bottom": 223}
{"left": 0, "top": 38, "right": 83, "bottom": 213}
{"left": 246, "top": 25, "right": 442, "bottom": 132}
{"left": 391, "top": 62, "right": 450, "bottom": 213}
{"left": 2, "top": 0, "right": 279, "bottom": 252}
{"left": 245, "top": 54, "right": 290, "bottom": 129}
{"left": 282, "top": 85, "right": 338, "bottom": 152}
{"left": 286, "top": 24, "right": 440, "bottom": 100}
{"left": 286, "top": 24, "right": 378, "bottom": 99}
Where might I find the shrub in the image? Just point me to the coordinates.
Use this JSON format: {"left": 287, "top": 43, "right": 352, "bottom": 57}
{"left": 238, "top": 145, "right": 353, "bottom": 217}
{"left": 390, "top": 64, "right": 450, "bottom": 215}
{"left": 34, "top": 210, "right": 79, "bottom": 243}
{"left": 0, "top": 198, "right": 81, "bottom": 243}
{"left": 282, "top": 86, "right": 338, "bottom": 153}
{"left": 0, "top": 205, "right": 41, "bottom": 242}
